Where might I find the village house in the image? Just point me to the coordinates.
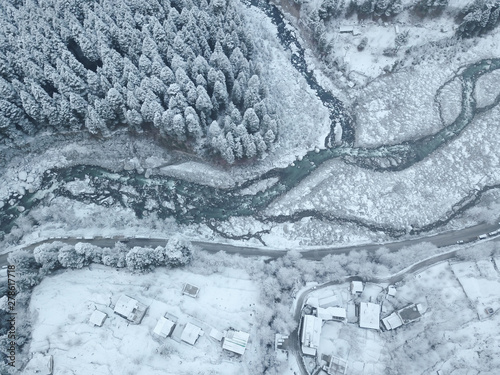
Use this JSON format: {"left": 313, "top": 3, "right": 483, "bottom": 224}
{"left": 113, "top": 295, "right": 148, "bottom": 324}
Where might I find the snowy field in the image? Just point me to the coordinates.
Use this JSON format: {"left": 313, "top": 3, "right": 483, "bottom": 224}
{"left": 267, "top": 102, "right": 500, "bottom": 229}
{"left": 451, "top": 260, "right": 500, "bottom": 320}
{"left": 25, "top": 265, "right": 260, "bottom": 375}
{"left": 353, "top": 65, "right": 454, "bottom": 147}
{"left": 385, "top": 261, "right": 500, "bottom": 374}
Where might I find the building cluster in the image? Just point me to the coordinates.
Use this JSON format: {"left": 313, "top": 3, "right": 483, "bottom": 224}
{"left": 298, "top": 281, "right": 425, "bottom": 374}
{"left": 88, "top": 282, "right": 250, "bottom": 357}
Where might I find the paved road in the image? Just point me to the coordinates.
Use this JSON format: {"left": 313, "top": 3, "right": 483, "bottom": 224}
{"left": 1, "top": 222, "right": 498, "bottom": 374}
{"left": 2, "top": 219, "right": 498, "bottom": 268}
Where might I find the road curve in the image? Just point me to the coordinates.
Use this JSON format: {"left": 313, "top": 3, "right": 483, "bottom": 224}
{"left": 1, "top": 224, "right": 498, "bottom": 375}
{"left": 1, "top": 219, "right": 498, "bottom": 268}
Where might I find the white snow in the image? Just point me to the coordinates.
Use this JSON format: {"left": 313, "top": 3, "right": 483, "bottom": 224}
{"left": 358, "top": 302, "right": 381, "bottom": 330}
{"left": 25, "top": 265, "right": 260, "bottom": 375}
{"left": 89, "top": 310, "right": 107, "bottom": 327}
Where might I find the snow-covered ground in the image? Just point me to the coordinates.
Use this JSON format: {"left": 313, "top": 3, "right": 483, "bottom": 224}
{"left": 296, "top": 256, "right": 500, "bottom": 374}
{"left": 26, "top": 265, "right": 260, "bottom": 375}
{"left": 2, "top": 1, "right": 500, "bottom": 251}
{"left": 386, "top": 260, "right": 500, "bottom": 374}
{"left": 267, "top": 101, "right": 500, "bottom": 229}
{"left": 353, "top": 65, "right": 454, "bottom": 147}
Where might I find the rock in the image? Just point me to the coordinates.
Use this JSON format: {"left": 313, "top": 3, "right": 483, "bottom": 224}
{"left": 19, "top": 171, "right": 27, "bottom": 181}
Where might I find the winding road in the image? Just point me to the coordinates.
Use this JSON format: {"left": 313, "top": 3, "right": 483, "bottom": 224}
{"left": 1, "top": 218, "right": 499, "bottom": 268}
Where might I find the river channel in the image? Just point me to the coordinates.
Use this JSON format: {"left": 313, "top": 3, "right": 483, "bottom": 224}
{"left": 1, "top": 1, "right": 500, "bottom": 239}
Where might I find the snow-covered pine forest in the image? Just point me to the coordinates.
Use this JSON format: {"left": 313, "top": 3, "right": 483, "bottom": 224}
{"left": 0, "top": 0, "right": 278, "bottom": 163}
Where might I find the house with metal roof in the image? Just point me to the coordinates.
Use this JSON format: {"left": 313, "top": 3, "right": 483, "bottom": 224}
{"left": 301, "top": 315, "right": 322, "bottom": 356}
{"left": 222, "top": 330, "right": 250, "bottom": 355}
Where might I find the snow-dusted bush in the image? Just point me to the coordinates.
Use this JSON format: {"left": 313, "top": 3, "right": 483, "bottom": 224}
{"left": 57, "top": 245, "right": 87, "bottom": 269}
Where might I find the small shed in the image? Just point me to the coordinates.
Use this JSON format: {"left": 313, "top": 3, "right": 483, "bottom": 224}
{"left": 153, "top": 317, "right": 176, "bottom": 338}
{"left": 387, "top": 286, "right": 397, "bottom": 297}
{"left": 209, "top": 328, "right": 224, "bottom": 342}
{"left": 339, "top": 26, "right": 354, "bottom": 33}
{"left": 350, "top": 281, "right": 364, "bottom": 295}
{"left": 181, "top": 323, "right": 202, "bottom": 345}
{"left": 89, "top": 310, "right": 107, "bottom": 327}
{"left": 381, "top": 312, "right": 403, "bottom": 330}
{"left": 182, "top": 283, "right": 200, "bottom": 298}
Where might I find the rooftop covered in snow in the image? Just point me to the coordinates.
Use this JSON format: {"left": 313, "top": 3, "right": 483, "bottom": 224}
{"left": 381, "top": 312, "right": 403, "bottom": 331}
{"left": 301, "top": 314, "right": 322, "bottom": 356}
{"left": 359, "top": 302, "right": 380, "bottom": 330}
{"left": 113, "top": 295, "right": 148, "bottom": 324}
{"left": 181, "top": 322, "right": 202, "bottom": 345}
{"left": 351, "top": 281, "right": 364, "bottom": 295}
{"left": 223, "top": 330, "right": 250, "bottom": 355}
{"left": 153, "top": 316, "right": 176, "bottom": 338}
{"left": 89, "top": 310, "right": 107, "bottom": 327}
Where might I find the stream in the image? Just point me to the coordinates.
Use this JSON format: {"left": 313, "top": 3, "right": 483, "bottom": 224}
{"left": 1, "top": 1, "right": 500, "bottom": 240}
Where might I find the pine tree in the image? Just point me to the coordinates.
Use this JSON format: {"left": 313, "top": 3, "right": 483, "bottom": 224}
{"left": 195, "top": 85, "right": 213, "bottom": 114}
{"left": 264, "top": 129, "right": 276, "bottom": 146}
{"left": 172, "top": 113, "right": 186, "bottom": 139}
{"left": 212, "top": 80, "right": 228, "bottom": 110}
{"left": 241, "top": 132, "right": 257, "bottom": 158}
{"left": 243, "top": 107, "right": 259, "bottom": 133}
{"left": 243, "top": 75, "right": 261, "bottom": 109}
{"left": 184, "top": 105, "right": 202, "bottom": 137}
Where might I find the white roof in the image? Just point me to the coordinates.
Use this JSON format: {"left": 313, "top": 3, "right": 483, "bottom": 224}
{"left": 114, "top": 295, "right": 138, "bottom": 320}
{"left": 153, "top": 317, "right": 175, "bottom": 338}
{"left": 319, "top": 295, "right": 338, "bottom": 308}
{"left": 181, "top": 323, "right": 202, "bottom": 345}
{"left": 382, "top": 312, "right": 403, "bottom": 330}
{"left": 302, "top": 345, "right": 317, "bottom": 356}
{"left": 223, "top": 330, "right": 250, "bottom": 355}
{"left": 359, "top": 302, "right": 380, "bottom": 330}
{"left": 89, "top": 310, "right": 107, "bottom": 326}
{"left": 339, "top": 26, "right": 354, "bottom": 32}
{"left": 209, "top": 328, "right": 223, "bottom": 341}
{"left": 317, "top": 307, "right": 347, "bottom": 321}
{"left": 301, "top": 315, "right": 322, "bottom": 350}
{"left": 329, "top": 307, "right": 347, "bottom": 319}
{"left": 351, "top": 281, "right": 364, "bottom": 294}
{"left": 387, "top": 286, "right": 397, "bottom": 297}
